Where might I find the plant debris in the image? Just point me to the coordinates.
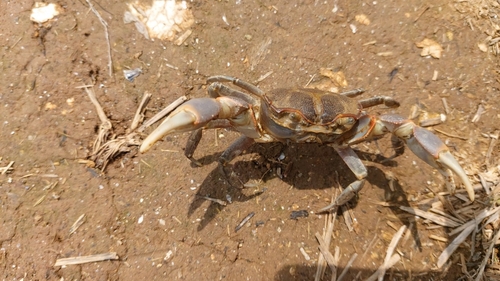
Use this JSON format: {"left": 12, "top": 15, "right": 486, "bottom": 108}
{"left": 54, "top": 252, "right": 118, "bottom": 266}
{"left": 124, "top": 0, "right": 194, "bottom": 41}
{"left": 415, "top": 38, "right": 443, "bottom": 58}
{"left": 30, "top": 2, "right": 62, "bottom": 24}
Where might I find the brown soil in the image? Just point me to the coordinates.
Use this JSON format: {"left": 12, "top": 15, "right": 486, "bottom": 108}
{"left": 1, "top": 0, "right": 499, "bottom": 280}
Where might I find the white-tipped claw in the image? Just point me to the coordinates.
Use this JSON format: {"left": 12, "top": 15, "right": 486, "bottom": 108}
{"left": 140, "top": 111, "right": 197, "bottom": 153}
{"left": 437, "top": 151, "right": 474, "bottom": 201}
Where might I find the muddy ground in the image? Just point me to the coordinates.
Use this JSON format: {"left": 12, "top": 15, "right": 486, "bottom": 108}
{"left": 1, "top": 0, "right": 499, "bottom": 280}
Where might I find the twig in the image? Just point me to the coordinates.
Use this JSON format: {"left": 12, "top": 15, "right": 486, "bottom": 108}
{"left": 428, "top": 207, "right": 464, "bottom": 224}
{"left": 414, "top": 5, "right": 431, "bottom": 23}
{"left": 471, "top": 104, "right": 485, "bottom": 123}
{"left": 138, "top": 96, "right": 188, "bottom": 132}
{"left": 377, "top": 225, "right": 406, "bottom": 281}
{"left": 484, "top": 131, "right": 499, "bottom": 168}
{"left": 83, "top": 86, "right": 112, "bottom": 154}
{"left": 429, "top": 234, "right": 448, "bottom": 243}
{"left": 196, "top": 195, "right": 227, "bottom": 206}
{"left": 441, "top": 98, "right": 450, "bottom": 114}
{"left": 332, "top": 247, "right": 340, "bottom": 281}
{"left": 54, "top": 252, "right": 118, "bottom": 266}
{"left": 337, "top": 253, "right": 357, "bottom": 281}
{"left": 304, "top": 74, "right": 316, "bottom": 87}
{"left": 9, "top": 36, "right": 23, "bottom": 49}
{"left": 315, "top": 210, "right": 338, "bottom": 281}
{"left": 341, "top": 204, "right": 354, "bottom": 231}
{"left": 130, "top": 92, "right": 152, "bottom": 131}
{"left": 235, "top": 212, "right": 255, "bottom": 232}
{"left": 478, "top": 173, "right": 491, "bottom": 195}
{"left": 434, "top": 128, "right": 469, "bottom": 140}
{"left": 361, "top": 234, "right": 379, "bottom": 261}
{"left": 69, "top": 214, "right": 86, "bottom": 235}
{"left": 315, "top": 233, "right": 338, "bottom": 277}
{"left": 400, "top": 206, "right": 460, "bottom": 227}
{"left": 85, "top": 0, "right": 113, "bottom": 77}
{"left": 254, "top": 71, "right": 273, "bottom": 84}
{"left": 33, "top": 194, "right": 46, "bottom": 207}
{"left": 364, "top": 254, "right": 401, "bottom": 281}
{"left": 0, "top": 161, "right": 14, "bottom": 174}
{"left": 315, "top": 184, "right": 339, "bottom": 281}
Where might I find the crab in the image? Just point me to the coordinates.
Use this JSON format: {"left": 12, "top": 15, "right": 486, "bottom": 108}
{"left": 140, "top": 75, "right": 474, "bottom": 211}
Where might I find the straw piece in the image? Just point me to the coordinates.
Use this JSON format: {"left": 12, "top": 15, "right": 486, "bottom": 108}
{"left": 400, "top": 206, "right": 460, "bottom": 227}
{"left": 54, "top": 252, "right": 118, "bottom": 266}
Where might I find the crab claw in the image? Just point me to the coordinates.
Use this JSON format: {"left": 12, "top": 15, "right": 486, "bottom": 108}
{"left": 140, "top": 97, "right": 248, "bottom": 153}
{"left": 140, "top": 98, "right": 217, "bottom": 153}
{"left": 379, "top": 114, "right": 475, "bottom": 201}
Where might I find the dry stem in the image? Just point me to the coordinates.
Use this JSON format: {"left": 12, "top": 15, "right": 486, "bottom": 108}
{"left": 54, "top": 252, "right": 118, "bottom": 266}
{"left": 85, "top": 0, "right": 112, "bottom": 77}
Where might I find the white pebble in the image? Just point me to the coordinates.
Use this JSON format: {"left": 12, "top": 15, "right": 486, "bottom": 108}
{"left": 349, "top": 24, "right": 357, "bottom": 34}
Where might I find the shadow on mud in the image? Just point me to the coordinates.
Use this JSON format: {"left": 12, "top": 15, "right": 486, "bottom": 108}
{"left": 186, "top": 141, "right": 424, "bottom": 250}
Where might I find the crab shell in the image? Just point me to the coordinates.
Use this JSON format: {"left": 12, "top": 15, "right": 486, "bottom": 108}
{"left": 259, "top": 88, "right": 361, "bottom": 143}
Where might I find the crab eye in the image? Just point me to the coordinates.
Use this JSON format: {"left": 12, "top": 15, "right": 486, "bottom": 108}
{"left": 336, "top": 117, "right": 355, "bottom": 127}
{"left": 289, "top": 112, "right": 301, "bottom": 122}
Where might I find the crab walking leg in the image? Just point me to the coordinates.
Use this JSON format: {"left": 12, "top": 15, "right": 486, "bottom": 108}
{"left": 358, "top": 96, "right": 400, "bottom": 109}
{"left": 217, "top": 136, "right": 256, "bottom": 185}
{"left": 319, "top": 147, "right": 368, "bottom": 212}
{"left": 140, "top": 97, "right": 249, "bottom": 153}
{"left": 378, "top": 114, "right": 475, "bottom": 201}
{"left": 185, "top": 120, "right": 233, "bottom": 165}
{"left": 334, "top": 146, "right": 368, "bottom": 180}
{"left": 219, "top": 136, "right": 255, "bottom": 165}
{"left": 207, "top": 75, "right": 265, "bottom": 97}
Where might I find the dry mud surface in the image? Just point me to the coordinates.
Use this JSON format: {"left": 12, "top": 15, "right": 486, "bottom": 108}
{"left": 1, "top": 0, "right": 499, "bottom": 280}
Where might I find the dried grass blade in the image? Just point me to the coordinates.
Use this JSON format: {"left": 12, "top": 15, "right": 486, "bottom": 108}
{"left": 84, "top": 86, "right": 112, "bottom": 153}
{"left": 69, "top": 214, "right": 86, "bottom": 235}
{"left": 438, "top": 207, "right": 500, "bottom": 268}
{"left": 315, "top": 208, "right": 337, "bottom": 281}
{"left": 337, "top": 253, "right": 357, "bottom": 281}
{"left": 54, "top": 252, "right": 118, "bottom": 266}
{"left": 364, "top": 254, "right": 401, "bottom": 281}
{"left": 449, "top": 206, "right": 500, "bottom": 236}
{"left": 377, "top": 225, "right": 406, "bottom": 281}
{"left": 400, "top": 206, "right": 460, "bottom": 227}
{"left": 341, "top": 204, "right": 354, "bottom": 231}
{"left": 138, "top": 95, "right": 188, "bottom": 132}
{"left": 475, "top": 228, "right": 500, "bottom": 281}
{"left": 130, "top": 92, "right": 152, "bottom": 131}
{"left": 437, "top": 225, "right": 476, "bottom": 268}
{"left": 0, "top": 161, "right": 14, "bottom": 174}
{"left": 315, "top": 232, "right": 337, "bottom": 277}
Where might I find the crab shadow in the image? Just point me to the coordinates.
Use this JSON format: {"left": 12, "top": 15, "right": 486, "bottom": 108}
{"left": 187, "top": 142, "right": 422, "bottom": 247}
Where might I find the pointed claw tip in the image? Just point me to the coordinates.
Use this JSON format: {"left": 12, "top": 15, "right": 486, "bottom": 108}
{"left": 466, "top": 186, "right": 475, "bottom": 202}
{"left": 438, "top": 151, "right": 475, "bottom": 202}
{"left": 139, "top": 143, "right": 151, "bottom": 154}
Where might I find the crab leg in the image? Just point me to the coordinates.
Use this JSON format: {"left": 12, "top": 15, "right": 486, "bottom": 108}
{"left": 319, "top": 146, "right": 368, "bottom": 212}
{"left": 140, "top": 97, "right": 249, "bottom": 153}
{"left": 355, "top": 114, "right": 475, "bottom": 201}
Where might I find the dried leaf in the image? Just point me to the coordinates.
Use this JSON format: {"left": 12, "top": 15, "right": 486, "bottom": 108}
{"left": 319, "top": 68, "right": 348, "bottom": 88}
{"left": 415, "top": 38, "right": 443, "bottom": 59}
{"left": 478, "top": 43, "right": 488, "bottom": 52}
{"left": 355, "top": 14, "right": 370, "bottom": 25}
